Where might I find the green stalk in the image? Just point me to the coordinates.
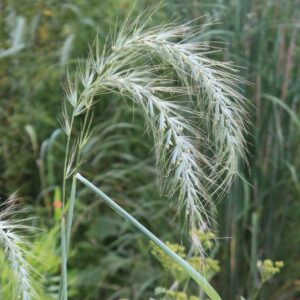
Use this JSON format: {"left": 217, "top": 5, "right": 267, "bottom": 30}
{"left": 62, "top": 114, "right": 75, "bottom": 208}
{"left": 59, "top": 113, "right": 74, "bottom": 300}
{"left": 66, "top": 176, "right": 77, "bottom": 254}
{"left": 251, "top": 282, "right": 263, "bottom": 300}
{"left": 250, "top": 212, "right": 259, "bottom": 297}
{"left": 59, "top": 83, "right": 93, "bottom": 299}
{"left": 65, "top": 108, "right": 92, "bottom": 254}
{"left": 75, "top": 173, "right": 222, "bottom": 300}
{"left": 60, "top": 216, "right": 68, "bottom": 300}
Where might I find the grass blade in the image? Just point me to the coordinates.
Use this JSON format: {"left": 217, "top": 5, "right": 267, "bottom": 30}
{"left": 75, "top": 173, "right": 222, "bottom": 300}
{"left": 263, "top": 94, "right": 300, "bottom": 130}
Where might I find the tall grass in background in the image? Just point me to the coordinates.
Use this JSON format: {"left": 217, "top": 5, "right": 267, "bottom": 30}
{"left": 169, "top": 0, "right": 300, "bottom": 299}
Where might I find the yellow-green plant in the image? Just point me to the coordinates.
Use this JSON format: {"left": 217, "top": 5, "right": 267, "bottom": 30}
{"left": 151, "top": 230, "right": 220, "bottom": 299}
{"left": 246, "top": 259, "right": 284, "bottom": 300}
{"left": 257, "top": 260, "right": 284, "bottom": 283}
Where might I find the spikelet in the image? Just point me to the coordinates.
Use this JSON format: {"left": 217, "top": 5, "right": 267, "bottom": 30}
{"left": 0, "top": 194, "right": 35, "bottom": 300}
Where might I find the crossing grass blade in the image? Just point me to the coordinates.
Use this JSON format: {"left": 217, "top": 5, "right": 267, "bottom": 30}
{"left": 75, "top": 172, "right": 222, "bottom": 300}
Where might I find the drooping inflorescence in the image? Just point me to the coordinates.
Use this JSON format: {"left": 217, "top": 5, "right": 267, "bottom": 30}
{"left": 61, "top": 13, "right": 247, "bottom": 254}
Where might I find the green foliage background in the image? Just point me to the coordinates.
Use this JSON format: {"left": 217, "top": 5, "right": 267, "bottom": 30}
{"left": 0, "top": 0, "right": 299, "bottom": 299}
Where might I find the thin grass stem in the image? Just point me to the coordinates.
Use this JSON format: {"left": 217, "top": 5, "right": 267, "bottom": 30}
{"left": 60, "top": 216, "right": 68, "bottom": 300}
{"left": 66, "top": 176, "right": 77, "bottom": 254}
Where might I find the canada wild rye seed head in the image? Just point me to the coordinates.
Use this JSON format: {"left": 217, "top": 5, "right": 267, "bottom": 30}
{"left": 62, "top": 12, "right": 247, "bottom": 254}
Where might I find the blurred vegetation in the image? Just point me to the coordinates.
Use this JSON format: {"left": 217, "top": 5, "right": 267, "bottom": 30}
{"left": 0, "top": 0, "right": 299, "bottom": 299}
